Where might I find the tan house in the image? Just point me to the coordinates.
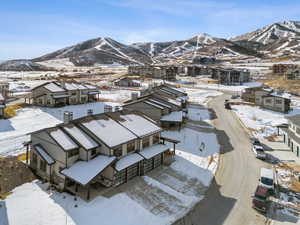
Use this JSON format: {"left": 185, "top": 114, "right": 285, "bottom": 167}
{"left": 128, "top": 65, "right": 177, "bottom": 81}
{"left": 254, "top": 89, "right": 291, "bottom": 113}
{"left": 31, "top": 81, "right": 100, "bottom": 107}
{"left": 29, "top": 110, "right": 172, "bottom": 200}
{"left": 114, "top": 77, "right": 141, "bottom": 87}
{"left": 211, "top": 67, "right": 250, "bottom": 84}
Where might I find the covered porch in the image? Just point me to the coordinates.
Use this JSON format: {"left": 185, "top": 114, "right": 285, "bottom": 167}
{"left": 52, "top": 94, "right": 70, "bottom": 107}
{"left": 61, "top": 155, "right": 116, "bottom": 200}
{"left": 87, "top": 91, "right": 100, "bottom": 102}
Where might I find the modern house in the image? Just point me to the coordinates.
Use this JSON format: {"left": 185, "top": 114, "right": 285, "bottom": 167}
{"left": 123, "top": 85, "right": 187, "bottom": 129}
{"left": 128, "top": 65, "right": 177, "bottom": 81}
{"left": 285, "top": 68, "right": 300, "bottom": 80}
{"left": 272, "top": 64, "right": 298, "bottom": 76}
{"left": 242, "top": 86, "right": 291, "bottom": 113}
{"left": 211, "top": 67, "right": 250, "bottom": 85}
{"left": 114, "top": 77, "right": 141, "bottom": 87}
{"left": 31, "top": 81, "right": 100, "bottom": 107}
{"left": 0, "top": 93, "right": 5, "bottom": 118}
{"left": 29, "top": 110, "right": 172, "bottom": 200}
{"left": 241, "top": 86, "right": 264, "bottom": 103}
{"left": 0, "top": 81, "right": 9, "bottom": 99}
{"left": 281, "top": 114, "right": 300, "bottom": 157}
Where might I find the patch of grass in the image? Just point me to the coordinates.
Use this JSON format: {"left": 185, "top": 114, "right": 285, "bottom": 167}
{"left": 17, "top": 153, "right": 28, "bottom": 162}
{"left": 0, "top": 192, "right": 12, "bottom": 200}
{"left": 4, "top": 104, "right": 22, "bottom": 118}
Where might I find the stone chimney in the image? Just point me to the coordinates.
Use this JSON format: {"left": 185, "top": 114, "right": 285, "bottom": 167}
{"left": 63, "top": 111, "right": 73, "bottom": 124}
{"left": 87, "top": 109, "right": 93, "bottom": 116}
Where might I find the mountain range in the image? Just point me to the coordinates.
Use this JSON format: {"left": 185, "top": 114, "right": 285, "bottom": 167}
{"left": 1, "top": 20, "right": 300, "bottom": 71}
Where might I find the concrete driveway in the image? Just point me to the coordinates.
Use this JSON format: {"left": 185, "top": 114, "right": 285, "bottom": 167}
{"left": 174, "top": 93, "right": 269, "bottom": 225}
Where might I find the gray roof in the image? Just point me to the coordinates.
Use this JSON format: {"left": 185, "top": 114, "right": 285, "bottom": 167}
{"left": 286, "top": 114, "right": 300, "bottom": 126}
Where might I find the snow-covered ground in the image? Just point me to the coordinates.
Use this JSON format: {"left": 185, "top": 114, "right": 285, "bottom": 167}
{"left": 231, "top": 105, "right": 300, "bottom": 138}
{"left": 0, "top": 102, "right": 105, "bottom": 156}
{"left": 0, "top": 89, "right": 221, "bottom": 225}
{"left": 98, "top": 89, "right": 139, "bottom": 102}
{"left": 195, "top": 82, "right": 262, "bottom": 93}
{"left": 181, "top": 88, "right": 222, "bottom": 105}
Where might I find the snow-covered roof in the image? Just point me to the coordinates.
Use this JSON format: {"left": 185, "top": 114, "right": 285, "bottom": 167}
{"left": 144, "top": 101, "right": 165, "bottom": 109}
{"left": 34, "top": 144, "right": 55, "bottom": 165}
{"left": 52, "top": 94, "right": 70, "bottom": 99}
{"left": 44, "top": 83, "right": 65, "bottom": 92}
{"left": 160, "top": 111, "right": 183, "bottom": 122}
{"left": 115, "top": 153, "right": 144, "bottom": 171}
{"left": 62, "top": 125, "right": 99, "bottom": 150}
{"left": 61, "top": 155, "right": 116, "bottom": 185}
{"left": 139, "top": 144, "right": 169, "bottom": 159}
{"left": 81, "top": 115, "right": 137, "bottom": 148}
{"left": 163, "top": 97, "right": 182, "bottom": 107}
{"left": 88, "top": 91, "right": 100, "bottom": 95}
{"left": 64, "top": 83, "right": 79, "bottom": 91}
{"left": 84, "top": 84, "right": 97, "bottom": 89}
{"left": 49, "top": 128, "right": 78, "bottom": 151}
{"left": 118, "top": 114, "right": 161, "bottom": 138}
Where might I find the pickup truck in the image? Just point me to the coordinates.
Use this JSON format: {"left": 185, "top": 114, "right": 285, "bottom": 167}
{"left": 252, "top": 185, "right": 270, "bottom": 213}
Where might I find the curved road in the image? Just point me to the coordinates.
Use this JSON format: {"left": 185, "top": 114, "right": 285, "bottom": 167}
{"left": 175, "top": 93, "right": 269, "bottom": 225}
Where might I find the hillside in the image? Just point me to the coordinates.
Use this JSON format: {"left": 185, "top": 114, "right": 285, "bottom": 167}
{"left": 231, "top": 21, "right": 300, "bottom": 56}
{"left": 33, "top": 37, "right": 154, "bottom": 66}
{"left": 0, "top": 59, "right": 53, "bottom": 71}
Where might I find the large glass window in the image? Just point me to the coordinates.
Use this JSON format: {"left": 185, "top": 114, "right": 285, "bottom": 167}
{"left": 153, "top": 133, "right": 160, "bottom": 144}
{"left": 114, "top": 146, "right": 123, "bottom": 157}
{"left": 68, "top": 149, "right": 79, "bottom": 158}
{"left": 127, "top": 141, "right": 135, "bottom": 153}
{"left": 142, "top": 136, "right": 150, "bottom": 148}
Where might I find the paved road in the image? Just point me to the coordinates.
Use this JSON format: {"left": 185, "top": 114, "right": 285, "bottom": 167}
{"left": 174, "top": 93, "right": 269, "bottom": 225}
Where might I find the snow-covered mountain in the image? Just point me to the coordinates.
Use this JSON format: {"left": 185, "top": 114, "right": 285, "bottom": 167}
{"left": 231, "top": 21, "right": 300, "bottom": 55}
{"left": 33, "top": 37, "right": 154, "bottom": 66}
{"left": 0, "top": 59, "right": 52, "bottom": 71}
{"left": 131, "top": 33, "right": 260, "bottom": 64}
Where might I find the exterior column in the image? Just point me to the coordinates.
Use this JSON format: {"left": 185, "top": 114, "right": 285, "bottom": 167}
{"left": 26, "top": 145, "right": 29, "bottom": 164}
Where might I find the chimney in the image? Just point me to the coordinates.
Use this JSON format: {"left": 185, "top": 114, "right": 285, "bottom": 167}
{"left": 61, "top": 79, "right": 66, "bottom": 89}
{"left": 104, "top": 104, "right": 113, "bottom": 113}
{"left": 87, "top": 109, "right": 93, "bottom": 116}
{"left": 131, "top": 92, "right": 138, "bottom": 100}
{"left": 63, "top": 111, "right": 73, "bottom": 124}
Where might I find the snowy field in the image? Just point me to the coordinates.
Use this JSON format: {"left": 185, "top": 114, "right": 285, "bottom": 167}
{"left": 231, "top": 105, "right": 300, "bottom": 138}
{"left": 181, "top": 88, "right": 222, "bottom": 105}
{"left": 195, "top": 81, "right": 262, "bottom": 93}
{"left": 98, "top": 89, "right": 139, "bottom": 102}
{"left": 0, "top": 102, "right": 106, "bottom": 156}
{"left": 0, "top": 89, "right": 221, "bottom": 225}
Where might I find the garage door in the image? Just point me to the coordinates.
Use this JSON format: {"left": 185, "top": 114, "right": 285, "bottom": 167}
{"left": 127, "top": 163, "right": 139, "bottom": 181}
{"left": 144, "top": 158, "right": 153, "bottom": 174}
{"left": 153, "top": 154, "right": 162, "bottom": 168}
{"left": 115, "top": 169, "right": 126, "bottom": 186}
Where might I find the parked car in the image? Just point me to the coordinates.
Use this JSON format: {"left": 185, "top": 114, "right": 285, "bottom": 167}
{"left": 231, "top": 95, "right": 239, "bottom": 99}
{"left": 252, "top": 185, "right": 270, "bottom": 213}
{"left": 250, "top": 137, "right": 261, "bottom": 146}
{"left": 224, "top": 101, "right": 231, "bottom": 110}
{"left": 259, "top": 168, "right": 274, "bottom": 192}
{"left": 252, "top": 145, "right": 266, "bottom": 160}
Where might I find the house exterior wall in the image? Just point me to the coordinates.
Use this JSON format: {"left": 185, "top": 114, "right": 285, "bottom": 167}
{"left": 281, "top": 122, "right": 300, "bottom": 158}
